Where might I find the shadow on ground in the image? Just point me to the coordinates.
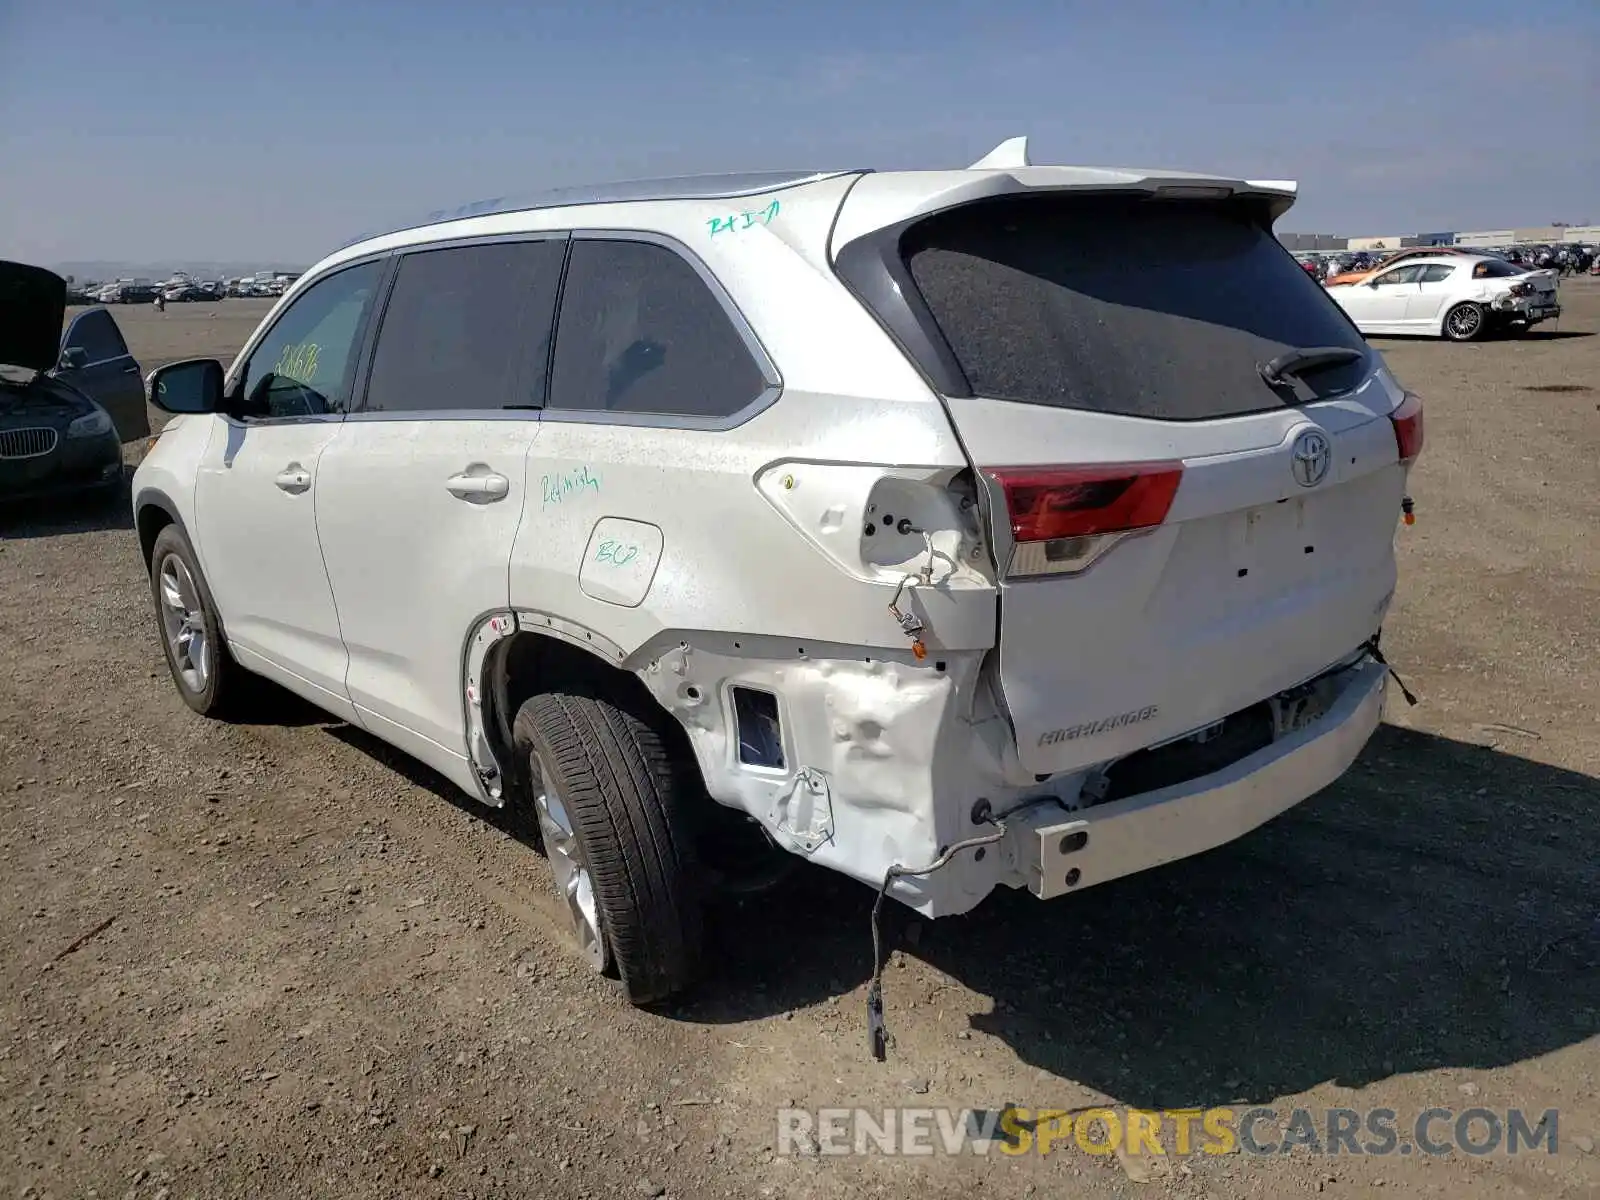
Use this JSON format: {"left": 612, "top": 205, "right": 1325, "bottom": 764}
{"left": 0, "top": 467, "right": 134, "bottom": 539}
{"left": 311, "top": 713, "right": 1599, "bottom": 1109}
{"left": 1367, "top": 329, "right": 1593, "bottom": 345}
{"left": 1513, "top": 329, "right": 1594, "bottom": 341}
{"left": 682, "top": 725, "right": 1600, "bottom": 1107}
{"left": 327, "top": 723, "right": 544, "bottom": 850}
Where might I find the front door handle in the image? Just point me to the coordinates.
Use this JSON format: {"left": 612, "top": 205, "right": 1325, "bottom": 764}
{"left": 446, "top": 471, "right": 510, "bottom": 502}
{"left": 274, "top": 465, "right": 312, "bottom": 493}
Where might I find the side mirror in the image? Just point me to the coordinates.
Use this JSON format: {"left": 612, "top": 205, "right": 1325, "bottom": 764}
{"left": 59, "top": 346, "right": 88, "bottom": 370}
{"left": 148, "top": 358, "right": 225, "bottom": 415}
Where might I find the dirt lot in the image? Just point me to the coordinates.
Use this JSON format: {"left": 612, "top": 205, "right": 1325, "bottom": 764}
{"left": 3, "top": 289, "right": 1598, "bottom": 1199}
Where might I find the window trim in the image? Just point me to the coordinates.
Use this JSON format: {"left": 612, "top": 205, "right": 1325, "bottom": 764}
{"left": 62, "top": 351, "right": 132, "bottom": 371}
{"left": 347, "top": 231, "right": 572, "bottom": 423}
{"left": 221, "top": 251, "right": 395, "bottom": 428}
{"left": 538, "top": 228, "right": 783, "bottom": 432}
{"left": 62, "top": 309, "right": 133, "bottom": 369}
{"left": 1371, "top": 264, "right": 1424, "bottom": 286}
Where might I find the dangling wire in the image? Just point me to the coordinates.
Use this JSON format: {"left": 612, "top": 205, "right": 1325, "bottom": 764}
{"left": 867, "top": 822, "right": 1010, "bottom": 1060}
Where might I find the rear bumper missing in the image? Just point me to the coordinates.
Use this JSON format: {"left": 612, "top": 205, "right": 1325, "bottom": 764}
{"left": 1014, "top": 659, "right": 1387, "bottom": 900}
{"left": 1492, "top": 295, "right": 1561, "bottom": 323}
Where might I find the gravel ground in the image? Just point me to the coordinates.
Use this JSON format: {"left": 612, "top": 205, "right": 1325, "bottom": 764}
{"left": 2, "top": 287, "right": 1598, "bottom": 1199}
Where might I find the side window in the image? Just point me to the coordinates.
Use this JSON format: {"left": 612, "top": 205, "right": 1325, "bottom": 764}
{"left": 236, "top": 261, "right": 382, "bottom": 419}
{"left": 1373, "top": 265, "right": 1423, "bottom": 286}
{"left": 1416, "top": 264, "right": 1456, "bottom": 284}
{"left": 548, "top": 239, "right": 768, "bottom": 419}
{"left": 363, "top": 239, "right": 566, "bottom": 414}
{"left": 64, "top": 309, "right": 130, "bottom": 363}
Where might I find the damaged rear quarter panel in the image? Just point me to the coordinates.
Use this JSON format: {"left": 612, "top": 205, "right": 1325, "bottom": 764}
{"left": 632, "top": 635, "right": 1007, "bottom": 914}
{"left": 503, "top": 194, "right": 1013, "bottom": 913}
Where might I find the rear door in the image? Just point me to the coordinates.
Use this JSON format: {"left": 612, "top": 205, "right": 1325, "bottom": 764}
{"left": 315, "top": 236, "right": 565, "bottom": 779}
{"left": 56, "top": 308, "right": 148, "bottom": 440}
{"left": 1406, "top": 262, "right": 1459, "bottom": 325}
{"left": 836, "top": 191, "right": 1416, "bottom": 777}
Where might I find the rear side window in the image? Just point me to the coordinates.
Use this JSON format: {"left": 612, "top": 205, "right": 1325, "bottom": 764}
{"left": 364, "top": 239, "right": 565, "bottom": 413}
{"left": 1416, "top": 264, "right": 1456, "bottom": 283}
{"left": 548, "top": 239, "right": 767, "bottom": 419}
{"left": 899, "top": 195, "right": 1370, "bottom": 420}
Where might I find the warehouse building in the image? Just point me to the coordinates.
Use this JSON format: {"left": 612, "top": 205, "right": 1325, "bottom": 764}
{"left": 1455, "top": 229, "right": 1517, "bottom": 248}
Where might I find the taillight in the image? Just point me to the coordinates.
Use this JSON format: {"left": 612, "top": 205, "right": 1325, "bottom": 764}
{"left": 1509, "top": 281, "right": 1533, "bottom": 297}
{"left": 1391, "top": 391, "right": 1423, "bottom": 465}
{"left": 985, "top": 462, "right": 1183, "bottom": 578}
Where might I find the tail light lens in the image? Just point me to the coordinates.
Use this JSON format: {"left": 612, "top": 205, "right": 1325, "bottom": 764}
{"left": 985, "top": 462, "right": 1183, "bottom": 578}
{"left": 1391, "top": 391, "right": 1424, "bottom": 465}
{"left": 1509, "top": 281, "right": 1533, "bottom": 297}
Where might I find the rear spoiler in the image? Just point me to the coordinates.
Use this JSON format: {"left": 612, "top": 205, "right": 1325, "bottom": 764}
{"left": 831, "top": 137, "right": 1299, "bottom": 257}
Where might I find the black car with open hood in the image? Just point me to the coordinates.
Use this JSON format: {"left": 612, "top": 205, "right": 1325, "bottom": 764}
{"left": 2, "top": 260, "right": 149, "bottom": 505}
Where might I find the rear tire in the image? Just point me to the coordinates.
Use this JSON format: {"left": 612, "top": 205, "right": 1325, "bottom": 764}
{"left": 148, "top": 524, "right": 249, "bottom": 718}
{"left": 1443, "top": 302, "right": 1486, "bottom": 342}
{"left": 512, "top": 689, "right": 703, "bottom": 1005}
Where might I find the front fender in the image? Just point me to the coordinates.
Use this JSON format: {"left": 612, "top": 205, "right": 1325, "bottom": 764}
{"left": 130, "top": 414, "right": 213, "bottom": 572}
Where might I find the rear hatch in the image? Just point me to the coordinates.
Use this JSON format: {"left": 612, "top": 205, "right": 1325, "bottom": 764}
{"left": 835, "top": 185, "right": 1420, "bottom": 776}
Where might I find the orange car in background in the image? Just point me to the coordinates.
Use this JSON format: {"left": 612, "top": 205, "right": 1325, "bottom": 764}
{"left": 1325, "top": 246, "right": 1465, "bottom": 286}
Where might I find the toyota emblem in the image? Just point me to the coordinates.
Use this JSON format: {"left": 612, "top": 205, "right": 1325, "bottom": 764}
{"left": 1290, "top": 429, "right": 1332, "bottom": 488}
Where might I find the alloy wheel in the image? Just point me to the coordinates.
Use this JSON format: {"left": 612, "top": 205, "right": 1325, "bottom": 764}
{"left": 531, "top": 753, "right": 609, "bottom": 971}
{"left": 158, "top": 556, "right": 210, "bottom": 693}
{"left": 1447, "top": 305, "right": 1482, "bottom": 340}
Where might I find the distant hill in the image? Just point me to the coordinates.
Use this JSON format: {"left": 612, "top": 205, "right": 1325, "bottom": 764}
{"left": 52, "top": 261, "right": 308, "bottom": 282}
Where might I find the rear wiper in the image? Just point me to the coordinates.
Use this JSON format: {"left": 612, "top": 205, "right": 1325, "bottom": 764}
{"left": 1258, "top": 346, "right": 1364, "bottom": 388}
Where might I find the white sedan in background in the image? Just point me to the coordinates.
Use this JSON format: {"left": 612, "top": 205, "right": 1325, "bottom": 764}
{"left": 1327, "top": 254, "right": 1560, "bottom": 342}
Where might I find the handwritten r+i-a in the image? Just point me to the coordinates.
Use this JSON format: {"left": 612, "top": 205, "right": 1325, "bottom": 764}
{"left": 708, "top": 200, "right": 780, "bottom": 238}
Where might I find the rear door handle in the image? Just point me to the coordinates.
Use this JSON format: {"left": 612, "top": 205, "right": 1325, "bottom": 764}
{"left": 446, "top": 471, "right": 510, "bottom": 502}
{"left": 274, "top": 466, "right": 312, "bottom": 493}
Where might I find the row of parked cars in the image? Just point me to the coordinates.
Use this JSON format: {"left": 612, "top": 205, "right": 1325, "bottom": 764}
{"left": 1291, "top": 247, "right": 1565, "bottom": 342}
{"left": 1298, "top": 244, "right": 1596, "bottom": 283}
{"left": 66, "top": 275, "right": 302, "bottom": 306}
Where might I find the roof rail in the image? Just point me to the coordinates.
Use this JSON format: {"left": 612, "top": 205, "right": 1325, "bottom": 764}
{"left": 334, "top": 169, "right": 864, "bottom": 252}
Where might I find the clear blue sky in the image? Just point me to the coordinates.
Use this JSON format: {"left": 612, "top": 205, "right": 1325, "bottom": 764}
{"left": 2, "top": 0, "right": 1595, "bottom": 266}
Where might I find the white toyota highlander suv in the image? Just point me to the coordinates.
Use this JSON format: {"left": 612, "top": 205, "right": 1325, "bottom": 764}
{"left": 133, "top": 139, "right": 1422, "bottom": 1021}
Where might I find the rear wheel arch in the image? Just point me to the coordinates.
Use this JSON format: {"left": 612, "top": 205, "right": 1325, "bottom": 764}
{"left": 482, "top": 629, "right": 688, "bottom": 809}
{"left": 480, "top": 627, "right": 778, "bottom": 900}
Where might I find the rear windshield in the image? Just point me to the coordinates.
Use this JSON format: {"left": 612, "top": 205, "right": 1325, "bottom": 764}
{"left": 901, "top": 195, "right": 1370, "bottom": 420}
{"left": 1472, "top": 258, "right": 1523, "bottom": 278}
